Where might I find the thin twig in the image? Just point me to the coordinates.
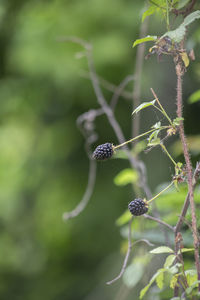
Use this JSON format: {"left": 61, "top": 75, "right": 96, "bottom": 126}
{"left": 80, "top": 70, "right": 133, "bottom": 100}
{"left": 110, "top": 75, "right": 134, "bottom": 110}
{"left": 143, "top": 214, "right": 174, "bottom": 231}
{"left": 59, "top": 36, "right": 151, "bottom": 219}
{"left": 83, "top": 38, "right": 152, "bottom": 199}
{"left": 62, "top": 158, "right": 97, "bottom": 220}
{"left": 106, "top": 217, "right": 154, "bottom": 285}
{"left": 106, "top": 217, "right": 133, "bottom": 285}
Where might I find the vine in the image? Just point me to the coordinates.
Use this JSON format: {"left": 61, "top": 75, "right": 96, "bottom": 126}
{"left": 63, "top": 1, "right": 200, "bottom": 299}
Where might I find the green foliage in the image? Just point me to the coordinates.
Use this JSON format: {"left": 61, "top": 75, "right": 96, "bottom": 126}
{"left": 147, "top": 130, "right": 160, "bottom": 146}
{"left": 142, "top": 6, "right": 157, "bottom": 22}
{"left": 114, "top": 168, "right": 138, "bottom": 186}
{"left": 150, "top": 246, "right": 174, "bottom": 254}
{"left": 116, "top": 210, "right": 131, "bottom": 226}
{"left": 188, "top": 89, "right": 200, "bottom": 104}
{"left": 140, "top": 268, "right": 166, "bottom": 299}
{"left": 123, "top": 260, "right": 145, "bottom": 287}
{"left": 162, "top": 11, "right": 200, "bottom": 43}
{"left": 132, "top": 100, "right": 156, "bottom": 114}
{"left": 132, "top": 36, "right": 157, "bottom": 48}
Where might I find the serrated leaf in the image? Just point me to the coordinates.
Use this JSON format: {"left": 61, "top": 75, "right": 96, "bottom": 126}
{"left": 185, "top": 269, "right": 197, "bottom": 287}
{"left": 170, "top": 274, "right": 179, "bottom": 289}
{"left": 162, "top": 11, "right": 200, "bottom": 43}
{"left": 164, "top": 255, "right": 176, "bottom": 268}
{"left": 116, "top": 210, "right": 131, "bottom": 226}
{"left": 132, "top": 100, "right": 156, "bottom": 114}
{"left": 150, "top": 246, "right": 174, "bottom": 254}
{"left": 142, "top": 5, "right": 156, "bottom": 22}
{"left": 114, "top": 168, "right": 138, "bottom": 186}
{"left": 156, "top": 271, "right": 164, "bottom": 289}
{"left": 186, "top": 280, "right": 200, "bottom": 294}
{"left": 132, "top": 36, "right": 157, "bottom": 48}
{"left": 183, "top": 11, "right": 200, "bottom": 27}
{"left": 123, "top": 262, "right": 144, "bottom": 287}
{"left": 140, "top": 268, "right": 165, "bottom": 299}
{"left": 163, "top": 24, "right": 186, "bottom": 43}
{"left": 188, "top": 90, "right": 200, "bottom": 104}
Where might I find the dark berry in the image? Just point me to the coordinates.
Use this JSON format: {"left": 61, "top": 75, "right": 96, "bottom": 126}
{"left": 92, "top": 143, "right": 114, "bottom": 160}
{"left": 128, "top": 198, "right": 148, "bottom": 216}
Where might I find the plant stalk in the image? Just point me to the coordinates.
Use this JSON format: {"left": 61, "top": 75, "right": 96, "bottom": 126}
{"left": 176, "top": 64, "right": 200, "bottom": 291}
{"left": 147, "top": 181, "right": 174, "bottom": 204}
{"left": 114, "top": 128, "right": 167, "bottom": 150}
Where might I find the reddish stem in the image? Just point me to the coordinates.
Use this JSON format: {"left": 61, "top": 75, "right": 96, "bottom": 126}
{"left": 176, "top": 64, "right": 200, "bottom": 291}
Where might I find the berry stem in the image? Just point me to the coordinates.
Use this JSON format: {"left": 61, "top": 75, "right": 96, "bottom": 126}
{"left": 114, "top": 126, "right": 169, "bottom": 150}
{"left": 160, "top": 143, "right": 177, "bottom": 166}
{"left": 147, "top": 181, "right": 174, "bottom": 204}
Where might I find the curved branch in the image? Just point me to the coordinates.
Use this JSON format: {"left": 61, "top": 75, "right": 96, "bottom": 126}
{"left": 62, "top": 158, "right": 96, "bottom": 221}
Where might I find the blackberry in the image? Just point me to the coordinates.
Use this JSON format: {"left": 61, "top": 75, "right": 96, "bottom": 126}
{"left": 92, "top": 143, "right": 114, "bottom": 160}
{"left": 128, "top": 198, "right": 148, "bottom": 216}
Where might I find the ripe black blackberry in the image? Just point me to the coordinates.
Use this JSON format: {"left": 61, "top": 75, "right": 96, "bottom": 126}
{"left": 128, "top": 198, "right": 148, "bottom": 216}
{"left": 92, "top": 143, "right": 114, "bottom": 160}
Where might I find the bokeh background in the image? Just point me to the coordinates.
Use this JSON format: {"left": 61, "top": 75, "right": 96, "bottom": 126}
{"left": 0, "top": 0, "right": 200, "bottom": 299}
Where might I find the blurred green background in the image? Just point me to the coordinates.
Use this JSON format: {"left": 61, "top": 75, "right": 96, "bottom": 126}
{"left": 0, "top": 0, "right": 200, "bottom": 299}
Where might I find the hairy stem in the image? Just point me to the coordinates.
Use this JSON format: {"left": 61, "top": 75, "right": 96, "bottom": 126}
{"left": 176, "top": 64, "right": 200, "bottom": 291}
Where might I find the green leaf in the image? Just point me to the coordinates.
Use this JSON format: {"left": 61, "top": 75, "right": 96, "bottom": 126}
{"left": 116, "top": 210, "right": 131, "bottom": 226}
{"left": 183, "top": 11, "right": 200, "bottom": 27}
{"left": 186, "top": 280, "right": 200, "bottom": 295}
{"left": 185, "top": 269, "right": 197, "bottom": 287}
{"left": 164, "top": 254, "right": 176, "bottom": 268}
{"left": 178, "top": 248, "right": 194, "bottom": 254}
{"left": 173, "top": 117, "right": 184, "bottom": 126}
{"left": 140, "top": 268, "right": 165, "bottom": 299}
{"left": 132, "top": 36, "right": 157, "bottom": 48}
{"left": 123, "top": 262, "right": 144, "bottom": 287}
{"left": 169, "top": 263, "right": 182, "bottom": 274}
{"left": 142, "top": 5, "right": 157, "bottom": 22}
{"left": 188, "top": 90, "right": 200, "bottom": 104}
{"left": 148, "top": 130, "right": 160, "bottom": 146}
{"left": 152, "top": 121, "right": 161, "bottom": 129}
{"left": 114, "top": 168, "right": 138, "bottom": 186}
{"left": 170, "top": 298, "right": 181, "bottom": 300}
{"left": 156, "top": 271, "right": 164, "bottom": 289}
{"left": 132, "top": 100, "right": 156, "bottom": 115}
{"left": 170, "top": 274, "right": 179, "bottom": 289}
{"left": 150, "top": 246, "right": 174, "bottom": 254}
{"left": 163, "top": 24, "right": 186, "bottom": 43}
{"left": 176, "top": 0, "right": 190, "bottom": 9}
{"left": 162, "top": 11, "right": 200, "bottom": 43}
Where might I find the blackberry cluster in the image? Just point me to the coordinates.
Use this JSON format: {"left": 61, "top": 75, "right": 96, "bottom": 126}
{"left": 128, "top": 198, "right": 148, "bottom": 216}
{"left": 92, "top": 143, "right": 114, "bottom": 160}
